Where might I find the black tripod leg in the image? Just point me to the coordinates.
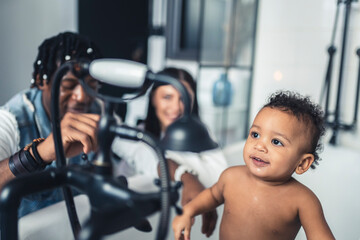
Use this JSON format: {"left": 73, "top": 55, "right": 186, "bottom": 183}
{"left": 353, "top": 48, "right": 360, "bottom": 125}
{"left": 330, "top": 0, "right": 353, "bottom": 145}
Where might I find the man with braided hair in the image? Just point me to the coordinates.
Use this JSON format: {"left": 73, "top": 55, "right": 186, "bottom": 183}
{"left": 0, "top": 32, "right": 214, "bottom": 230}
{"left": 0, "top": 32, "right": 103, "bottom": 217}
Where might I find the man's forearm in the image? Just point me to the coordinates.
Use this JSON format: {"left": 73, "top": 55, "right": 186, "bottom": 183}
{"left": 0, "top": 158, "right": 15, "bottom": 191}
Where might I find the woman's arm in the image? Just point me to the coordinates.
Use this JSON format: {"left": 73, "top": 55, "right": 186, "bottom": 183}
{"left": 163, "top": 159, "right": 204, "bottom": 204}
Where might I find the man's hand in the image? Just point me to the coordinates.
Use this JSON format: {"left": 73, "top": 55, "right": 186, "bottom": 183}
{"left": 37, "top": 112, "right": 100, "bottom": 163}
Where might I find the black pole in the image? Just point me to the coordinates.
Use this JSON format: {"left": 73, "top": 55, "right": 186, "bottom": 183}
{"left": 92, "top": 101, "right": 115, "bottom": 176}
{"left": 353, "top": 48, "right": 360, "bottom": 125}
{"left": 0, "top": 164, "right": 178, "bottom": 240}
{"left": 321, "top": 0, "right": 340, "bottom": 120}
{"left": 0, "top": 169, "right": 67, "bottom": 240}
{"left": 51, "top": 62, "right": 81, "bottom": 236}
{"left": 324, "top": 46, "right": 336, "bottom": 120}
{"left": 330, "top": 0, "right": 352, "bottom": 145}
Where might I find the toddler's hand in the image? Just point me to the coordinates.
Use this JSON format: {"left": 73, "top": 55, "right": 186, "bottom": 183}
{"left": 172, "top": 213, "right": 194, "bottom": 240}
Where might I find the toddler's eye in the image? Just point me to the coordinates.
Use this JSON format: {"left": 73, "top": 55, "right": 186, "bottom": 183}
{"left": 250, "top": 132, "right": 259, "bottom": 139}
{"left": 272, "top": 139, "right": 283, "bottom": 146}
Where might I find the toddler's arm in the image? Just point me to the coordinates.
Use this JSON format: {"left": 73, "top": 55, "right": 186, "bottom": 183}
{"left": 172, "top": 181, "right": 224, "bottom": 240}
{"left": 299, "top": 189, "right": 335, "bottom": 240}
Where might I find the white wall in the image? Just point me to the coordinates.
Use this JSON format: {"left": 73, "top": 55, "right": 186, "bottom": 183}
{"left": 0, "top": 0, "right": 78, "bottom": 105}
{"left": 251, "top": 0, "right": 360, "bottom": 149}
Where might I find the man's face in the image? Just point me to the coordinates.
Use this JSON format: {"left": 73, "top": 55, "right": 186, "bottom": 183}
{"left": 41, "top": 70, "right": 98, "bottom": 118}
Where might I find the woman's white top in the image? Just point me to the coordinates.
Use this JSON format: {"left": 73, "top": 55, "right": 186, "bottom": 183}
{"left": 112, "top": 136, "right": 228, "bottom": 188}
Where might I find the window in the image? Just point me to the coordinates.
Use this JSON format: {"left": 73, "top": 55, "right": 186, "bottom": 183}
{"left": 166, "top": 0, "right": 259, "bottom": 145}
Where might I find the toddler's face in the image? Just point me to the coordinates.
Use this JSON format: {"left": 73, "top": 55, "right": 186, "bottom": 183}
{"left": 243, "top": 107, "right": 311, "bottom": 183}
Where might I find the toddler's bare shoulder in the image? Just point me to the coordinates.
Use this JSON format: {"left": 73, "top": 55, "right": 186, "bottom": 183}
{"left": 219, "top": 165, "right": 247, "bottom": 182}
{"left": 289, "top": 178, "right": 318, "bottom": 201}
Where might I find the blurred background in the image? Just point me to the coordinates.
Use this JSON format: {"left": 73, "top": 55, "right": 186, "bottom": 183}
{"left": 1, "top": 0, "right": 360, "bottom": 150}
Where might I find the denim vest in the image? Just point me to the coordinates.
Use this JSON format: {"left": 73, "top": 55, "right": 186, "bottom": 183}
{"left": 2, "top": 88, "right": 99, "bottom": 218}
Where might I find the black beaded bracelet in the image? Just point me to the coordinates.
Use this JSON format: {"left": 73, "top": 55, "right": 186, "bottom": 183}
{"left": 31, "top": 138, "right": 47, "bottom": 168}
{"left": 8, "top": 138, "right": 47, "bottom": 176}
{"left": 23, "top": 149, "right": 39, "bottom": 171}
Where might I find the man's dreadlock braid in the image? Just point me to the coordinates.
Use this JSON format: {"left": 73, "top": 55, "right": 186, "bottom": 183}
{"left": 31, "top": 32, "right": 102, "bottom": 88}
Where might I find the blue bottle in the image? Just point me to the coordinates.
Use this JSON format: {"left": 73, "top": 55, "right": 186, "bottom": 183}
{"left": 212, "top": 73, "right": 233, "bottom": 107}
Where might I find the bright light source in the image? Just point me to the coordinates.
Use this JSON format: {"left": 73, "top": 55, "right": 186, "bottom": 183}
{"left": 273, "top": 70, "right": 283, "bottom": 82}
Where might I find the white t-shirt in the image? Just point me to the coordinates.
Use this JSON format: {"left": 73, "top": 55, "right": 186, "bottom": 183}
{"left": 0, "top": 109, "right": 20, "bottom": 160}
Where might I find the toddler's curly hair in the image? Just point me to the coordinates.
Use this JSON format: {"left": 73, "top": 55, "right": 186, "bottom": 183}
{"left": 263, "top": 91, "right": 325, "bottom": 168}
